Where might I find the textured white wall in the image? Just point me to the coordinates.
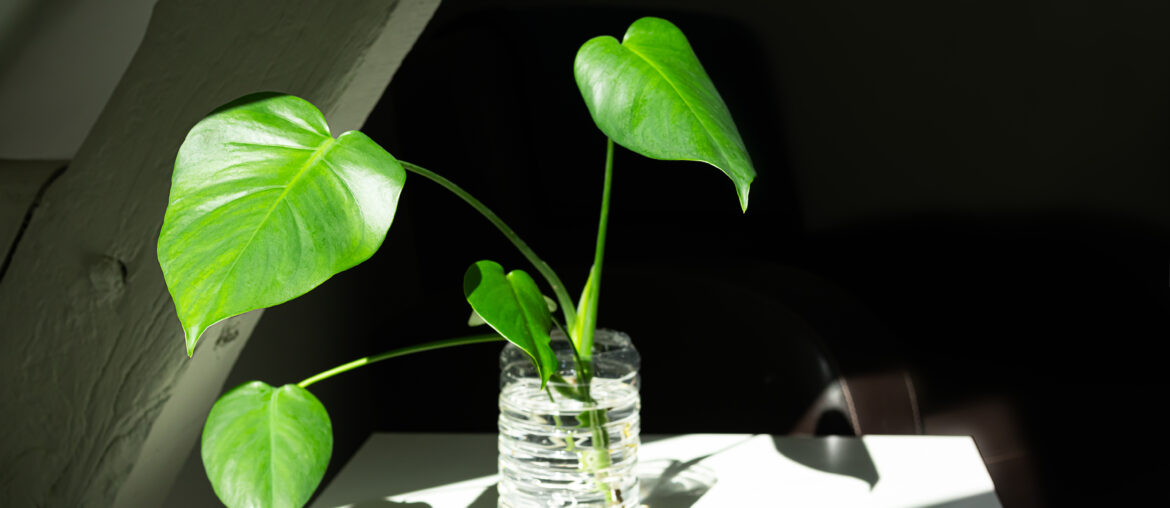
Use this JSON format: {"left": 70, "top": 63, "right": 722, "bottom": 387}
{"left": 0, "top": 0, "right": 440, "bottom": 506}
{"left": 0, "top": 160, "right": 63, "bottom": 255}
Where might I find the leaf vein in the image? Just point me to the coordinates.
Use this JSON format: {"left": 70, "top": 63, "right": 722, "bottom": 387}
{"left": 210, "top": 137, "right": 335, "bottom": 323}
{"left": 621, "top": 43, "right": 728, "bottom": 165}
{"left": 268, "top": 388, "right": 278, "bottom": 506}
{"left": 226, "top": 141, "right": 317, "bottom": 152}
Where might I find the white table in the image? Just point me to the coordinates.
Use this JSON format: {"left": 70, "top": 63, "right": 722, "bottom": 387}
{"left": 311, "top": 433, "right": 1001, "bottom": 508}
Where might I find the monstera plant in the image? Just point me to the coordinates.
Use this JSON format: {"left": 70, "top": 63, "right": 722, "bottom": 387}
{"left": 158, "top": 17, "right": 755, "bottom": 507}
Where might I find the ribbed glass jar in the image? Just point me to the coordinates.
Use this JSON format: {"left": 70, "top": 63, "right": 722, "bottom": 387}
{"left": 498, "top": 329, "right": 641, "bottom": 508}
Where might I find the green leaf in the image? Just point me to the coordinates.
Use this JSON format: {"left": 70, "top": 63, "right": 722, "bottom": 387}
{"left": 463, "top": 260, "right": 558, "bottom": 387}
{"left": 468, "top": 294, "right": 557, "bottom": 327}
{"left": 158, "top": 93, "right": 406, "bottom": 355}
{"left": 202, "top": 382, "right": 332, "bottom": 508}
{"left": 574, "top": 17, "right": 756, "bottom": 211}
{"left": 570, "top": 264, "right": 599, "bottom": 360}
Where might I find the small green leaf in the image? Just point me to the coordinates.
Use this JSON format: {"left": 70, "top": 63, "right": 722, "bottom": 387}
{"left": 463, "top": 260, "right": 558, "bottom": 387}
{"left": 158, "top": 93, "right": 406, "bottom": 355}
{"left": 570, "top": 265, "right": 599, "bottom": 359}
{"left": 575, "top": 17, "right": 756, "bottom": 211}
{"left": 202, "top": 381, "right": 332, "bottom": 508}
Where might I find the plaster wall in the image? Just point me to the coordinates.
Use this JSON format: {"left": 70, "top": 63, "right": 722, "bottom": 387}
{"left": 0, "top": 0, "right": 440, "bottom": 505}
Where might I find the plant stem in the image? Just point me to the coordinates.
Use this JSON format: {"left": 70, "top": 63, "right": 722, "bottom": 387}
{"left": 574, "top": 138, "right": 615, "bottom": 379}
{"left": 297, "top": 334, "right": 504, "bottom": 388}
{"left": 399, "top": 160, "right": 577, "bottom": 326}
{"left": 569, "top": 139, "right": 619, "bottom": 504}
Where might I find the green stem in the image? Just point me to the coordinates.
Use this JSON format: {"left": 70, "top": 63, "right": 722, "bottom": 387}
{"left": 594, "top": 139, "right": 615, "bottom": 299}
{"left": 575, "top": 138, "right": 615, "bottom": 378}
{"left": 570, "top": 139, "right": 618, "bottom": 504}
{"left": 297, "top": 334, "right": 504, "bottom": 388}
{"left": 399, "top": 160, "right": 577, "bottom": 326}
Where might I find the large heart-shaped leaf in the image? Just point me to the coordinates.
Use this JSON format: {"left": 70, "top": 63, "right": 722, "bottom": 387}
{"left": 202, "top": 381, "right": 332, "bottom": 508}
{"left": 158, "top": 93, "right": 406, "bottom": 355}
{"left": 463, "top": 260, "right": 558, "bottom": 387}
{"left": 575, "top": 17, "right": 756, "bottom": 211}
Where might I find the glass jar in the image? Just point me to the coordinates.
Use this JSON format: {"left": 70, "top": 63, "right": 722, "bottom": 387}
{"left": 498, "top": 329, "right": 642, "bottom": 507}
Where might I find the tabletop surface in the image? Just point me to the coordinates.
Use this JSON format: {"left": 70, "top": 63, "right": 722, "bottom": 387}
{"left": 311, "top": 433, "right": 1001, "bottom": 508}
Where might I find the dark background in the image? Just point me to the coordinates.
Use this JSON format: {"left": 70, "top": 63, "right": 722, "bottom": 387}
{"left": 224, "top": 0, "right": 1169, "bottom": 506}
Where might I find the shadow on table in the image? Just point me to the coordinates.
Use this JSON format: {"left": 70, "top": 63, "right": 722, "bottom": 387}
{"left": 310, "top": 434, "right": 497, "bottom": 508}
{"left": 771, "top": 435, "right": 880, "bottom": 489}
{"left": 467, "top": 486, "right": 496, "bottom": 508}
{"left": 636, "top": 436, "right": 729, "bottom": 507}
{"left": 640, "top": 456, "right": 718, "bottom": 508}
{"left": 462, "top": 472, "right": 714, "bottom": 508}
{"left": 921, "top": 491, "right": 1001, "bottom": 508}
{"left": 347, "top": 500, "right": 432, "bottom": 508}
{"left": 460, "top": 454, "right": 718, "bottom": 508}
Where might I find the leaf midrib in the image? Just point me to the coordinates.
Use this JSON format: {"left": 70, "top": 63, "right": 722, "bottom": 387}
{"left": 621, "top": 41, "right": 729, "bottom": 168}
{"left": 268, "top": 387, "right": 279, "bottom": 506}
{"left": 211, "top": 136, "right": 337, "bottom": 313}
{"left": 507, "top": 278, "right": 540, "bottom": 347}
{"left": 498, "top": 272, "right": 546, "bottom": 379}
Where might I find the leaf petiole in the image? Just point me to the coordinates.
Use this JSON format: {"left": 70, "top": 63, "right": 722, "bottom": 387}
{"left": 571, "top": 137, "right": 615, "bottom": 381}
{"left": 297, "top": 333, "right": 504, "bottom": 388}
{"left": 399, "top": 161, "right": 577, "bottom": 327}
